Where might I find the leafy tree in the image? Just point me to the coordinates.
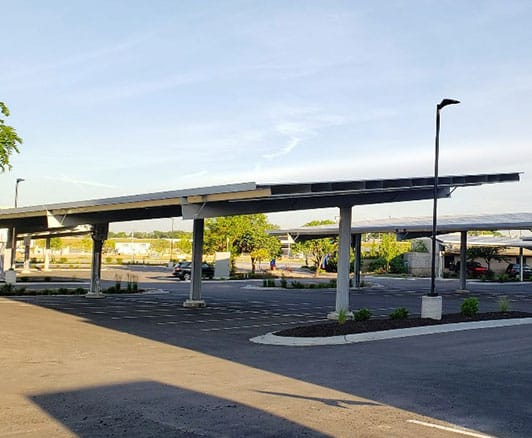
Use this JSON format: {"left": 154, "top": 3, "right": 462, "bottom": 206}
{"left": 303, "top": 219, "right": 336, "bottom": 227}
{"left": 468, "top": 230, "right": 502, "bottom": 237}
{"left": 291, "top": 241, "right": 312, "bottom": 265}
{"left": 150, "top": 239, "right": 170, "bottom": 255}
{"left": 174, "top": 238, "right": 192, "bottom": 255}
{"left": 103, "top": 239, "right": 115, "bottom": 253}
{"left": 0, "top": 102, "right": 22, "bottom": 171}
{"left": 250, "top": 248, "right": 270, "bottom": 270}
{"left": 108, "top": 232, "right": 128, "bottom": 238}
{"left": 50, "top": 237, "right": 63, "bottom": 251}
{"left": 80, "top": 236, "right": 92, "bottom": 253}
{"left": 467, "top": 246, "right": 508, "bottom": 272}
{"left": 378, "top": 233, "right": 402, "bottom": 272}
{"left": 294, "top": 220, "right": 338, "bottom": 276}
{"left": 204, "top": 214, "right": 280, "bottom": 273}
{"left": 306, "top": 238, "right": 337, "bottom": 277}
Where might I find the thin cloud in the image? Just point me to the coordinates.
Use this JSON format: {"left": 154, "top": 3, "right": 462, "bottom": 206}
{"left": 41, "top": 176, "right": 116, "bottom": 189}
{"left": 262, "top": 137, "right": 300, "bottom": 159}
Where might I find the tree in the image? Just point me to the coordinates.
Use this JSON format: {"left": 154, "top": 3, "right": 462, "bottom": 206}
{"left": 50, "top": 237, "right": 63, "bottom": 251}
{"left": 296, "top": 219, "right": 338, "bottom": 276}
{"left": 174, "top": 238, "right": 192, "bottom": 255}
{"left": 0, "top": 102, "right": 22, "bottom": 171}
{"left": 303, "top": 219, "right": 336, "bottom": 227}
{"left": 204, "top": 214, "right": 280, "bottom": 273}
{"left": 378, "top": 233, "right": 402, "bottom": 272}
{"left": 467, "top": 246, "right": 508, "bottom": 273}
{"left": 306, "top": 238, "right": 337, "bottom": 277}
{"left": 150, "top": 239, "right": 170, "bottom": 255}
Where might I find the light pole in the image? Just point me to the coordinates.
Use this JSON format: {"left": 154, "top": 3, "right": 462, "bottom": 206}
{"left": 11, "top": 178, "right": 25, "bottom": 269}
{"left": 430, "top": 99, "right": 460, "bottom": 296}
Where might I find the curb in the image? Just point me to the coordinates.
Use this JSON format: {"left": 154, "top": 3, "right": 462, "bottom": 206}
{"left": 250, "top": 318, "right": 532, "bottom": 347}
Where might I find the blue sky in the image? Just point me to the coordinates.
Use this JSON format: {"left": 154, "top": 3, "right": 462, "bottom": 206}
{"left": 1, "top": 1, "right": 531, "bottom": 232}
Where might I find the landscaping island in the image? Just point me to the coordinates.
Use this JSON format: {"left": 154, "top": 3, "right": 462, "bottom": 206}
{"left": 275, "top": 311, "right": 532, "bottom": 338}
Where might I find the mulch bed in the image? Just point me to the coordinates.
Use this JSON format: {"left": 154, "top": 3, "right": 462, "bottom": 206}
{"left": 275, "top": 311, "right": 532, "bottom": 338}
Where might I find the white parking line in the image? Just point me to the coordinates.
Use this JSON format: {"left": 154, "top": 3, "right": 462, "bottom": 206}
{"left": 407, "top": 419, "right": 495, "bottom": 437}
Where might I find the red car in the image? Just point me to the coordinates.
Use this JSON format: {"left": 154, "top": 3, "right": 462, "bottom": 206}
{"left": 455, "top": 261, "right": 488, "bottom": 277}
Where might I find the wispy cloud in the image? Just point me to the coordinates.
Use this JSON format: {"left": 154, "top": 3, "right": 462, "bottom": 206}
{"left": 41, "top": 175, "right": 116, "bottom": 189}
{"left": 261, "top": 106, "right": 348, "bottom": 160}
{"left": 262, "top": 137, "right": 300, "bottom": 159}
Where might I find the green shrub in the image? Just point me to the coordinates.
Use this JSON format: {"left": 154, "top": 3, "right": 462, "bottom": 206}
{"left": 290, "top": 280, "right": 305, "bottom": 289}
{"left": 389, "top": 255, "right": 408, "bottom": 274}
{"left": 280, "top": 275, "right": 287, "bottom": 288}
{"left": 368, "top": 257, "right": 386, "bottom": 273}
{"left": 327, "top": 279, "right": 337, "bottom": 288}
{"left": 390, "top": 307, "right": 409, "bottom": 320}
{"left": 57, "top": 288, "right": 69, "bottom": 294}
{"left": 0, "top": 283, "right": 15, "bottom": 294}
{"left": 497, "top": 296, "right": 510, "bottom": 312}
{"left": 461, "top": 297, "right": 479, "bottom": 316}
{"left": 337, "top": 308, "right": 348, "bottom": 325}
{"left": 353, "top": 308, "right": 372, "bottom": 321}
{"left": 496, "top": 273, "right": 510, "bottom": 282}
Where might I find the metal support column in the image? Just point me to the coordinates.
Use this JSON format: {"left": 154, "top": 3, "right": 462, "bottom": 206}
{"left": 458, "top": 231, "right": 468, "bottom": 292}
{"left": 3, "top": 228, "right": 15, "bottom": 278}
{"left": 353, "top": 233, "right": 362, "bottom": 288}
{"left": 184, "top": 218, "right": 206, "bottom": 308}
{"left": 23, "top": 236, "right": 31, "bottom": 273}
{"left": 519, "top": 247, "right": 524, "bottom": 282}
{"left": 43, "top": 238, "right": 51, "bottom": 271}
{"left": 329, "top": 206, "right": 352, "bottom": 319}
{"left": 87, "top": 224, "right": 108, "bottom": 298}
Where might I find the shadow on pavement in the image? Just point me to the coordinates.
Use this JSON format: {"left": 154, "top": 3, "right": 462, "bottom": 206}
{"left": 30, "top": 380, "right": 327, "bottom": 437}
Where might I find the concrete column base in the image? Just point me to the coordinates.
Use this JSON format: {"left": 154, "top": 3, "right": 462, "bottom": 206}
{"left": 327, "top": 311, "right": 353, "bottom": 321}
{"left": 85, "top": 292, "right": 106, "bottom": 299}
{"left": 5, "top": 270, "right": 16, "bottom": 285}
{"left": 421, "top": 295, "right": 442, "bottom": 320}
{"left": 183, "top": 299, "right": 206, "bottom": 308}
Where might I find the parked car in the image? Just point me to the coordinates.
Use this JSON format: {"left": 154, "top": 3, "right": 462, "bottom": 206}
{"left": 172, "top": 262, "right": 214, "bottom": 280}
{"left": 454, "top": 261, "right": 489, "bottom": 277}
{"left": 505, "top": 263, "right": 532, "bottom": 279}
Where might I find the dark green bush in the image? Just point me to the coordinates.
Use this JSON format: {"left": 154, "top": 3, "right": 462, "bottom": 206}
{"left": 353, "top": 308, "right": 372, "bottom": 321}
{"left": 368, "top": 257, "right": 386, "bottom": 273}
{"left": 390, "top": 307, "right": 409, "bottom": 320}
{"left": 290, "top": 281, "right": 305, "bottom": 289}
{"left": 461, "top": 297, "right": 479, "bottom": 316}
{"left": 389, "top": 255, "right": 408, "bottom": 274}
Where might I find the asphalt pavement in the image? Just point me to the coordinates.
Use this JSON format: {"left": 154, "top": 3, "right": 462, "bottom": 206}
{"left": 2, "top": 269, "right": 532, "bottom": 437}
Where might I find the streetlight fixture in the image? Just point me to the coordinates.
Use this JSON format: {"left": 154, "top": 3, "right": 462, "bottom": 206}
{"left": 15, "top": 178, "right": 25, "bottom": 208}
{"left": 429, "top": 99, "right": 460, "bottom": 297}
{"left": 11, "top": 178, "right": 25, "bottom": 269}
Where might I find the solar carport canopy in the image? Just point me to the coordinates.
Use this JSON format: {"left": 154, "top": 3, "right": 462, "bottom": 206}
{"left": 274, "top": 212, "right": 532, "bottom": 240}
{"left": 0, "top": 172, "right": 520, "bottom": 234}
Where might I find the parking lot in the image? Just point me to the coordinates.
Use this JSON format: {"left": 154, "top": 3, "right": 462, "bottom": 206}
{"left": 2, "top": 273, "right": 532, "bottom": 437}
